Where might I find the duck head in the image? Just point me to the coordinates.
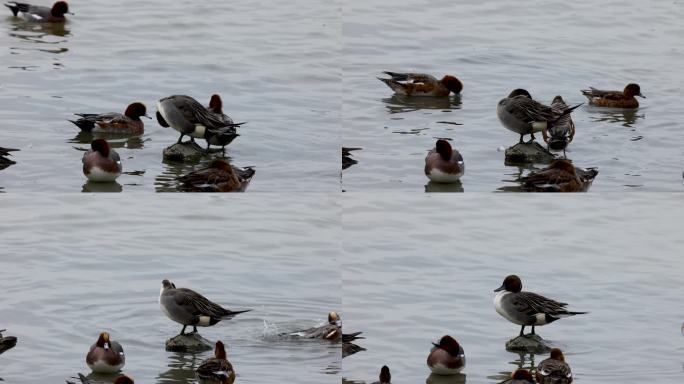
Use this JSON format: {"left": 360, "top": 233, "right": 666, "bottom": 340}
{"left": 124, "top": 102, "right": 150, "bottom": 120}
{"left": 495, "top": 275, "right": 522, "bottom": 293}
{"left": 624, "top": 83, "right": 644, "bottom": 98}
{"left": 440, "top": 75, "right": 463, "bottom": 94}
{"left": 91, "top": 139, "right": 110, "bottom": 157}
{"left": 508, "top": 89, "right": 532, "bottom": 99}
{"left": 435, "top": 139, "right": 453, "bottom": 161}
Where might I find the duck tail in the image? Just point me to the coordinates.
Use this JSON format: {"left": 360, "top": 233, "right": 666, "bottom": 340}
{"left": 382, "top": 71, "right": 409, "bottom": 81}
{"left": 4, "top": 2, "right": 21, "bottom": 17}
{"left": 68, "top": 119, "right": 95, "bottom": 131}
{"left": 222, "top": 308, "right": 252, "bottom": 319}
{"left": 377, "top": 77, "right": 406, "bottom": 94}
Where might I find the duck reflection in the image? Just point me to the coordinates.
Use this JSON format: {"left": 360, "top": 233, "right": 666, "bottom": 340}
{"left": 497, "top": 164, "right": 538, "bottom": 192}
{"left": 7, "top": 17, "right": 70, "bottom": 39}
{"left": 82, "top": 181, "right": 122, "bottom": 193}
{"left": 426, "top": 372, "right": 466, "bottom": 384}
{"left": 156, "top": 352, "right": 201, "bottom": 384}
{"left": 425, "top": 180, "right": 464, "bottom": 193}
{"left": 586, "top": 107, "right": 644, "bottom": 128}
{"left": 489, "top": 352, "right": 537, "bottom": 382}
{"left": 70, "top": 131, "right": 145, "bottom": 150}
{"left": 382, "top": 95, "right": 461, "bottom": 114}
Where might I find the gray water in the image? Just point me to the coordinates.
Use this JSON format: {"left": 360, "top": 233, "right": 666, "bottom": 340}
{"left": 342, "top": 194, "right": 684, "bottom": 383}
{"left": 342, "top": 0, "right": 684, "bottom": 192}
{"left": 0, "top": 194, "right": 341, "bottom": 383}
{"left": 0, "top": 0, "right": 340, "bottom": 192}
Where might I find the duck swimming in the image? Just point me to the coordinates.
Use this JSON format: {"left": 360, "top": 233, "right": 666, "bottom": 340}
{"left": 196, "top": 341, "right": 236, "bottom": 384}
{"left": 82, "top": 139, "right": 122, "bottom": 182}
{"left": 4, "top": 1, "right": 71, "bottom": 22}
{"left": 520, "top": 159, "right": 598, "bottom": 192}
{"left": 176, "top": 159, "right": 255, "bottom": 192}
{"left": 425, "top": 139, "right": 464, "bottom": 183}
{"left": 581, "top": 83, "right": 644, "bottom": 108}
{"left": 378, "top": 72, "right": 462, "bottom": 97}
{"left": 86, "top": 332, "right": 125, "bottom": 373}
{"left": 69, "top": 102, "right": 149, "bottom": 135}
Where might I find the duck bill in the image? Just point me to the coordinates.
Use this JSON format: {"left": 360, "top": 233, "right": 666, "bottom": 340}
{"left": 494, "top": 284, "right": 505, "bottom": 292}
{"left": 143, "top": 114, "right": 152, "bottom": 119}
{"left": 638, "top": 93, "right": 646, "bottom": 98}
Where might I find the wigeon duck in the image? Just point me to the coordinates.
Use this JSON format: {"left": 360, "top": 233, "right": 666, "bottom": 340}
{"left": 86, "top": 332, "right": 125, "bottom": 373}
{"left": 66, "top": 373, "right": 134, "bottom": 384}
{"left": 4, "top": 1, "right": 71, "bottom": 22}
{"left": 581, "top": 83, "right": 644, "bottom": 108}
{"left": 501, "top": 369, "right": 535, "bottom": 384}
{"left": 196, "top": 341, "right": 236, "bottom": 384}
{"left": 371, "top": 365, "right": 391, "bottom": 384}
{"left": 82, "top": 139, "right": 122, "bottom": 182}
{"left": 205, "top": 94, "right": 245, "bottom": 151}
{"left": 296, "top": 311, "right": 341, "bottom": 341}
{"left": 378, "top": 72, "right": 462, "bottom": 97}
{"left": 0, "top": 329, "right": 17, "bottom": 355}
{"left": 424, "top": 139, "right": 464, "bottom": 183}
{"left": 69, "top": 102, "right": 150, "bottom": 135}
{"left": 520, "top": 159, "right": 598, "bottom": 192}
{"left": 159, "top": 279, "right": 251, "bottom": 336}
{"left": 176, "top": 159, "right": 255, "bottom": 192}
{"left": 494, "top": 275, "right": 587, "bottom": 337}
{"left": 342, "top": 332, "right": 366, "bottom": 358}
{"left": 543, "top": 96, "right": 575, "bottom": 152}
{"left": 536, "top": 348, "right": 573, "bottom": 384}
{"left": 0, "top": 147, "right": 19, "bottom": 170}
{"left": 497, "top": 89, "right": 581, "bottom": 143}
{"left": 156, "top": 95, "right": 243, "bottom": 146}
{"left": 427, "top": 335, "right": 466, "bottom": 375}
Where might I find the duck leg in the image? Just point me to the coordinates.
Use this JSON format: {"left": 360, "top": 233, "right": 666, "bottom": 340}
{"left": 519, "top": 325, "right": 525, "bottom": 337}
{"left": 192, "top": 326, "right": 198, "bottom": 334}
{"left": 519, "top": 134, "right": 524, "bottom": 144}
{"left": 530, "top": 325, "right": 536, "bottom": 335}
{"left": 180, "top": 325, "right": 188, "bottom": 335}
{"left": 177, "top": 133, "right": 185, "bottom": 144}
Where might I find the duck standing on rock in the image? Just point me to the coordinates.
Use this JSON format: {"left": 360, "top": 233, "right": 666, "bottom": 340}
{"left": 543, "top": 96, "right": 575, "bottom": 153}
{"left": 204, "top": 94, "right": 245, "bottom": 151}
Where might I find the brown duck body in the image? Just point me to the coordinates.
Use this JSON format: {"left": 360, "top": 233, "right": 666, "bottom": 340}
{"left": 196, "top": 341, "right": 236, "bottom": 384}
{"left": 581, "top": 83, "right": 644, "bottom": 108}
{"left": 520, "top": 160, "right": 598, "bottom": 192}
{"left": 379, "top": 72, "right": 462, "bottom": 97}
{"left": 177, "top": 159, "right": 254, "bottom": 192}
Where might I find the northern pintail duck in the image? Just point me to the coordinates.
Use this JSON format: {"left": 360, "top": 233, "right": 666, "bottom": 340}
{"left": 67, "top": 374, "right": 134, "bottom": 384}
{"left": 159, "top": 279, "right": 251, "bottom": 336}
{"left": 536, "top": 348, "right": 573, "bottom": 384}
{"left": 371, "top": 365, "right": 391, "bottom": 384}
{"left": 427, "top": 335, "right": 465, "bottom": 375}
{"left": 176, "top": 159, "right": 255, "bottom": 192}
{"left": 86, "top": 332, "right": 125, "bottom": 373}
{"left": 156, "top": 95, "right": 242, "bottom": 146}
{"left": 82, "top": 139, "right": 122, "bottom": 182}
{"left": 4, "top": 1, "right": 71, "bottom": 22}
{"left": 0, "top": 147, "right": 19, "bottom": 170}
{"left": 296, "top": 311, "right": 341, "bottom": 341}
{"left": 494, "top": 275, "right": 587, "bottom": 337}
{"left": 543, "top": 96, "right": 575, "bottom": 152}
{"left": 196, "top": 341, "right": 236, "bottom": 384}
{"left": 342, "top": 332, "right": 366, "bottom": 358}
{"left": 425, "top": 139, "right": 464, "bottom": 183}
{"left": 0, "top": 329, "right": 17, "bottom": 355}
{"left": 69, "top": 103, "right": 149, "bottom": 135}
{"left": 520, "top": 159, "right": 598, "bottom": 192}
{"left": 205, "top": 94, "right": 245, "bottom": 151}
{"left": 500, "top": 369, "right": 534, "bottom": 384}
{"left": 378, "top": 72, "right": 462, "bottom": 97}
{"left": 581, "top": 83, "right": 644, "bottom": 108}
{"left": 497, "top": 89, "right": 581, "bottom": 143}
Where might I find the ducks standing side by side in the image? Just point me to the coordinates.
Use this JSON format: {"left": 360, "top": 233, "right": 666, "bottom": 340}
{"left": 67, "top": 374, "right": 134, "bottom": 384}
{"left": 497, "top": 89, "right": 582, "bottom": 144}
{"left": 296, "top": 311, "right": 341, "bottom": 341}
{"left": 371, "top": 365, "right": 391, "bottom": 384}
{"left": 86, "top": 332, "right": 125, "bottom": 374}
{"left": 427, "top": 335, "right": 466, "bottom": 375}
{"left": 536, "top": 348, "right": 573, "bottom": 384}
{"left": 543, "top": 96, "right": 575, "bottom": 153}
{"left": 581, "top": 83, "right": 644, "bottom": 108}
{"left": 4, "top": 1, "right": 71, "bottom": 22}
{"left": 425, "top": 139, "right": 464, "bottom": 183}
{"left": 159, "top": 279, "right": 251, "bottom": 336}
{"left": 0, "top": 147, "right": 19, "bottom": 170}
{"left": 0, "top": 329, "right": 17, "bottom": 355}
{"left": 378, "top": 72, "right": 462, "bottom": 97}
{"left": 500, "top": 369, "right": 535, "bottom": 384}
{"left": 82, "top": 139, "right": 122, "bottom": 182}
{"left": 494, "top": 275, "right": 587, "bottom": 337}
{"left": 196, "top": 341, "right": 236, "bottom": 384}
{"left": 205, "top": 94, "right": 245, "bottom": 151}
{"left": 520, "top": 159, "right": 598, "bottom": 192}
{"left": 176, "top": 159, "right": 255, "bottom": 192}
{"left": 69, "top": 103, "right": 150, "bottom": 135}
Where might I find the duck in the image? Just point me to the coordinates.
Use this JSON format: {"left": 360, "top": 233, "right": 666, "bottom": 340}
{"left": 69, "top": 102, "right": 149, "bottom": 135}
{"left": 86, "top": 332, "right": 125, "bottom": 373}
{"left": 543, "top": 96, "right": 575, "bottom": 152}
{"left": 176, "top": 159, "right": 255, "bottom": 192}
{"left": 4, "top": 1, "right": 71, "bottom": 22}
{"left": 0, "top": 147, "right": 19, "bottom": 170}
{"left": 342, "top": 332, "right": 366, "bottom": 358}
{"left": 196, "top": 341, "right": 236, "bottom": 384}
{"left": 494, "top": 275, "right": 587, "bottom": 337}
{"left": 371, "top": 365, "right": 391, "bottom": 384}
{"left": 82, "top": 139, "right": 122, "bottom": 182}
{"left": 520, "top": 159, "right": 598, "bottom": 192}
{"left": 378, "top": 72, "right": 462, "bottom": 97}
{"left": 536, "top": 348, "right": 573, "bottom": 384}
{"left": 425, "top": 139, "right": 464, "bottom": 183}
{"left": 205, "top": 94, "right": 245, "bottom": 151}
{"left": 581, "top": 83, "right": 644, "bottom": 108}
{"left": 66, "top": 374, "right": 134, "bottom": 384}
{"left": 296, "top": 311, "right": 341, "bottom": 341}
{"left": 427, "top": 335, "right": 465, "bottom": 375}
{"left": 500, "top": 369, "right": 534, "bottom": 384}
{"left": 0, "top": 329, "right": 17, "bottom": 355}
{"left": 497, "top": 89, "right": 581, "bottom": 143}
{"left": 159, "top": 279, "right": 251, "bottom": 336}
{"left": 156, "top": 95, "right": 243, "bottom": 146}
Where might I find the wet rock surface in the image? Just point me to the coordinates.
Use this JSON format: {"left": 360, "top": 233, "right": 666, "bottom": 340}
{"left": 163, "top": 141, "right": 205, "bottom": 163}
{"left": 504, "top": 141, "right": 556, "bottom": 165}
{"left": 165, "top": 333, "right": 213, "bottom": 352}
{"left": 505, "top": 334, "right": 552, "bottom": 354}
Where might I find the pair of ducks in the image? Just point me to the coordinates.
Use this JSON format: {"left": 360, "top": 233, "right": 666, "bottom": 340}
{"left": 4, "top": 1, "right": 71, "bottom": 23}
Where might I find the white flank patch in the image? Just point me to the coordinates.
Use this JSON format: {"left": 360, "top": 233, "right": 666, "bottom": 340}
{"left": 88, "top": 359, "right": 123, "bottom": 373}
{"left": 198, "top": 315, "right": 211, "bottom": 326}
{"left": 535, "top": 313, "right": 549, "bottom": 325}
{"left": 192, "top": 124, "right": 207, "bottom": 138}
{"left": 87, "top": 166, "right": 120, "bottom": 182}
{"left": 428, "top": 169, "right": 462, "bottom": 183}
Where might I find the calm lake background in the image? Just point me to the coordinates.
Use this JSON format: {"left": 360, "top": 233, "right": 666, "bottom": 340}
{"left": 0, "top": 0, "right": 340, "bottom": 192}
{"left": 342, "top": 0, "right": 684, "bottom": 192}
{"left": 0, "top": 195, "right": 341, "bottom": 383}
{"left": 342, "top": 194, "right": 684, "bottom": 383}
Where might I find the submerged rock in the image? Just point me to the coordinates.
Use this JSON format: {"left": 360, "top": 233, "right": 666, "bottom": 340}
{"left": 165, "top": 333, "right": 213, "bottom": 352}
{"left": 505, "top": 334, "right": 551, "bottom": 354}
{"left": 504, "top": 141, "right": 556, "bottom": 165}
{"left": 163, "top": 141, "right": 205, "bottom": 163}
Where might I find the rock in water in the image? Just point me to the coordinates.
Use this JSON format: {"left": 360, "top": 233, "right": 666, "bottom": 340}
{"left": 504, "top": 141, "right": 556, "bottom": 165}
{"left": 505, "top": 334, "right": 551, "bottom": 354}
{"left": 165, "top": 333, "right": 213, "bottom": 352}
{"left": 163, "top": 141, "right": 205, "bottom": 162}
